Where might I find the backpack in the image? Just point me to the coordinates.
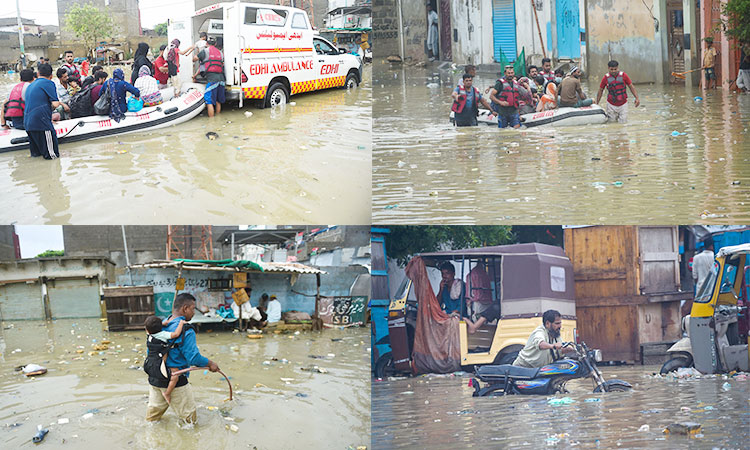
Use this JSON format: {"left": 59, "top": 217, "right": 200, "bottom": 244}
{"left": 93, "top": 83, "right": 110, "bottom": 116}
{"left": 143, "top": 322, "right": 194, "bottom": 388}
{"left": 69, "top": 84, "right": 96, "bottom": 119}
{"left": 167, "top": 61, "right": 178, "bottom": 77}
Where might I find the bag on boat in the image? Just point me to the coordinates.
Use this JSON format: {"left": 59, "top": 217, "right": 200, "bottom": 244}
{"left": 93, "top": 84, "right": 111, "bottom": 115}
{"left": 127, "top": 96, "right": 144, "bottom": 112}
{"left": 69, "top": 84, "right": 96, "bottom": 119}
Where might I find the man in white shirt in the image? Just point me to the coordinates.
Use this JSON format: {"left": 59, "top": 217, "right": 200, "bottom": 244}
{"left": 266, "top": 294, "right": 282, "bottom": 323}
{"left": 693, "top": 237, "right": 715, "bottom": 294}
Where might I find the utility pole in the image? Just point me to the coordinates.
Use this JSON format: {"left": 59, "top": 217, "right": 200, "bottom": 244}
{"left": 15, "top": 0, "right": 26, "bottom": 69}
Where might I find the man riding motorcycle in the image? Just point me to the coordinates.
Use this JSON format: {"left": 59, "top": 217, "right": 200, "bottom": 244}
{"left": 513, "top": 310, "right": 575, "bottom": 368}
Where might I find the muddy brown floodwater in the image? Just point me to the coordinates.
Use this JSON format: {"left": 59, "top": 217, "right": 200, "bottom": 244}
{"left": 371, "top": 366, "right": 750, "bottom": 449}
{"left": 0, "top": 66, "right": 371, "bottom": 224}
{"left": 372, "top": 64, "right": 750, "bottom": 224}
{"left": 0, "top": 319, "right": 370, "bottom": 449}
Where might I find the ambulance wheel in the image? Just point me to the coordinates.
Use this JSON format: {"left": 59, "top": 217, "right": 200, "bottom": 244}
{"left": 265, "top": 82, "right": 288, "bottom": 108}
{"left": 345, "top": 72, "right": 359, "bottom": 89}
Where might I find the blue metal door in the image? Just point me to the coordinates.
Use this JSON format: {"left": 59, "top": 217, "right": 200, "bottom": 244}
{"left": 492, "top": 0, "right": 517, "bottom": 63}
{"left": 556, "top": 0, "right": 581, "bottom": 58}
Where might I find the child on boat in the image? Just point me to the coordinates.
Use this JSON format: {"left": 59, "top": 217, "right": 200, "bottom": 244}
{"left": 144, "top": 315, "right": 186, "bottom": 404}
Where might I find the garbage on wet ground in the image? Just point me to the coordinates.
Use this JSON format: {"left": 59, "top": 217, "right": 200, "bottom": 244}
{"left": 664, "top": 422, "right": 702, "bottom": 435}
{"left": 32, "top": 425, "right": 49, "bottom": 443}
{"left": 547, "top": 397, "right": 576, "bottom": 405}
{"left": 21, "top": 364, "right": 47, "bottom": 377}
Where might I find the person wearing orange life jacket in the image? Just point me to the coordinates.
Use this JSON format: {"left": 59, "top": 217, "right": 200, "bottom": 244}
{"left": 1, "top": 69, "right": 34, "bottom": 130}
{"left": 489, "top": 65, "right": 522, "bottom": 129}
{"left": 451, "top": 74, "right": 496, "bottom": 127}
{"left": 595, "top": 60, "right": 640, "bottom": 124}
{"left": 197, "top": 37, "right": 226, "bottom": 117}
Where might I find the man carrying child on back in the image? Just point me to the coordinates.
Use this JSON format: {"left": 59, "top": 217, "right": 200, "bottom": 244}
{"left": 145, "top": 293, "right": 220, "bottom": 424}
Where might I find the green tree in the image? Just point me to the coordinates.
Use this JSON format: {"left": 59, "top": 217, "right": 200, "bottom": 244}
{"left": 384, "top": 226, "right": 515, "bottom": 266}
{"left": 154, "top": 22, "right": 168, "bottom": 37}
{"left": 723, "top": 0, "right": 750, "bottom": 43}
{"left": 63, "top": 3, "right": 116, "bottom": 56}
{"left": 36, "top": 250, "right": 64, "bottom": 258}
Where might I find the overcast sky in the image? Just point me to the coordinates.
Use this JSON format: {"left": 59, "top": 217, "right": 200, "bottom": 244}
{"left": 0, "top": 0, "right": 195, "bottom": 29}
{"left": 14, "top": 225, "right": 64, "bottom": 259}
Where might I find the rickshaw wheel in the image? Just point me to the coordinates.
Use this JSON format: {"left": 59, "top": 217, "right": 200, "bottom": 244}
{"left": 374, "top": 353, "right": 398, "bottom": 379}
{"left": 659, "top": 356, "right": 692, "bottom": 375}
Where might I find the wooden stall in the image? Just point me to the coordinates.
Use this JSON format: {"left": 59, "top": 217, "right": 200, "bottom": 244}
{"left": 103, "top": 285, "right": 154, "bottom": 331}
{"left": 564, "top": 226, "right": 692, "bottom": 364}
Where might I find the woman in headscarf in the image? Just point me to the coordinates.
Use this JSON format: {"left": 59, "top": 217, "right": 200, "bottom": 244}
{"left": 134, "top": 65, "right": 162, "bottom": 107}
{"left": 536, "top": 81, "right": 557, "bottom": 112}
{"left": 105, "top": 68, "right": 140, "bottom": 122}
{"left": 517, "top": 76, "right": 536, "bottom": 115}
{"left": 130, "top": 42, "right": 152, "bottom": 84}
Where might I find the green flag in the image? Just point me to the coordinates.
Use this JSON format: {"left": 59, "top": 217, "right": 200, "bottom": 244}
{"left": 514, "top": 47, "right": 526, "bottom": 77}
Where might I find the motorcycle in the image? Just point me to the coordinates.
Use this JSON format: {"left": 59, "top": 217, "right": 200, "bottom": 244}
{"left": 469, "top": 342, "right": 632, "bottom": 397}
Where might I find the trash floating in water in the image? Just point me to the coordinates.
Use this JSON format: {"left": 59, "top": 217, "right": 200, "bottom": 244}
{"left": 22, "top": 364, "right": 47, "bottom": 377}
{"left": 243, "top": 111, "right": 253, "bottom": 118}
{"left": 584, "top": 398, "right": 601, "bottom": 403}
{"left": 206, "top": 132, "right": 219, "bottom": 140}
{"left": 664, "top": 422, "right": 701, "bottom": 435}
{"left": 722, "top": 382, "right": 732, "bottom": 391}
{"left": 694, "top": 96, "right": 703, "bottom": 102}
{"left": 295, "top": 393, "right": 308, "bottom": 398}
{"left": 226, "top": 423, "right": 239, "bottom": 433}
{"left": 32, "top": 425, "right": 49, "bottom": 443}
{"left": 673, "top": 367, "right": 703, "bottom": 379}
{"left": 57, "top": 418, "right": 69, "bottom": 425}
{"left": 671, "top": 130, "right": 687, "bottom": 136}
{"left": 547, "top": 397, "right": 576, "bottom": 405}
{"left": 384, "top": 204, "right": 399, "bottom": 210}
{"left": 638, "top": 424, "right": 650, "bottom": 432}
{"left": 82, "top": 413, "right": 93, "bottom": 420}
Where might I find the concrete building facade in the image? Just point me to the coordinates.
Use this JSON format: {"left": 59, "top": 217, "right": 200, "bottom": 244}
{"left": 57, "top": 0, "right": 142, "bottom": 43}
{"left": 0, "top": 226, "right": 17, "bottom": 261}
{"left": 373, "top": 0, "right": 585, "bottom": 70}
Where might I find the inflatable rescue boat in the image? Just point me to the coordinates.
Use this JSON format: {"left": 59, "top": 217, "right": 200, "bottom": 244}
{"left": 450, "top": 104, "right": 608, "bottom": 128}
{"left": 0, "top": 87, "right": 205, "bottom": 154}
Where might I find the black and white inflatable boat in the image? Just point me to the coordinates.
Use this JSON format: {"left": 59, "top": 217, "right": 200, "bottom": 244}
{"left": 451, "top": 104, "right": 608, "bottom": 128}
{"left": 0, "top": 87, "right": 205, "bottom": 153}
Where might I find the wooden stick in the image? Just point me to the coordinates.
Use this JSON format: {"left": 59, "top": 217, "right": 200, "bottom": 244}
{"left": 171, "top": 366, "right": 233, "bottom": 401}
{"left": 531, "top": 0, "right": 547, "bottom": 59}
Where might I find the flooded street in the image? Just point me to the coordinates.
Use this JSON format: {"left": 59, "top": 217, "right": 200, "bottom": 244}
{"left": 372, "top": 366, "right": 750, "bottom": 449}
{"left": 0, "top": 66, "right": 371, "bottom": 225}
{"left": 372, "top": 65, "right": 750, "bottom": 224}
{"left": 0, "top": 319, "right": 370, "bottom": 449}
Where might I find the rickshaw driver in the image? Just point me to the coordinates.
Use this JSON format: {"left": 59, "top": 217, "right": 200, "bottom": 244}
{"left": 437, "top": 261, "right": 463, "bottom": 315}
{"left": 512, "top": 310, "right": 575, "bottom": 368}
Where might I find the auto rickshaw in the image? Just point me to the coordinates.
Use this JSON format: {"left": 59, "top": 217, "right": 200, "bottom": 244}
{"left": 374, "top": 243, "right": 578, "bottom": 378}
{"left": 661, "top": 244, "right": 750, "bottom": 374}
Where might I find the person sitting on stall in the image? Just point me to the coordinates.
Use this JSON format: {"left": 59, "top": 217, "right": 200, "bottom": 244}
{"left": 231, "top": 287, "right": 268, "bottom": 329}
{"left": 266, "top": 295, "right": 282, "bottom": 324}
{"left": 436, "top": 261, "right": 463, "bottom": 315}
{"left": 512, "top": 310, "right": 575, "bottom": 368}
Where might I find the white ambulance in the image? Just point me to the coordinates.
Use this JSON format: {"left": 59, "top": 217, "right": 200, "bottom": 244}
{"left": 168, "top": 2, "right": 363, "bottom": 108}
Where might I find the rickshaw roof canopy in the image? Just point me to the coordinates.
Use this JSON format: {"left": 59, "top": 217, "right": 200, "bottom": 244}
{"left": 717, "top": 243, "right": 750, "bottom": 258}
{"left": 420, "top": 243, "right": 568, "bottom": 260}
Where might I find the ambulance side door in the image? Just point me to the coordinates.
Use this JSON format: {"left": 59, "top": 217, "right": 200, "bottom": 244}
{"left": 223, "top": 1, "right": 242, "bottom": 105}
{"left": 313, "top": 37, "right": 345, "bottom": 89}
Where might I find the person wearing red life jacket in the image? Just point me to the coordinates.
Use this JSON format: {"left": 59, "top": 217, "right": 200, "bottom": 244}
{"left": 595, "top": 60, "right": 640, "bottom": 123}
{"left": 538, "top": 58, "right": 556, "bottom": 84}
{"left": 61, "top": 50, "right": 81, "bottom": 84}
{"left": 197, "top": 37, "right": 225, "bottom": 117}
{"left": 451, "top": 74, "right": 496, "bottom": 127}
{"left": 489, "top": 65, "right": 522, "bottom": 129}
{"left": 1, "top": 69, "right": 34, "bottom": 130}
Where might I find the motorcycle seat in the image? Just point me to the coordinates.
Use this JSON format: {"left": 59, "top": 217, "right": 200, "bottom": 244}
{"left": 476, "top": 364, "right": 540, "bottom": 380}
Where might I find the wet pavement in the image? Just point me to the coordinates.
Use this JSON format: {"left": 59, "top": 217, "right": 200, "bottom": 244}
{"left": 0, "top": 319, "right": 370, "bottom": 449}
{"left": 0, "top": 66, "right": 371, "bottom": 225}
{"left": 372, "top": 64, "right": 750, "bottom": 224}
{"left": 371, "top": 366, "right": 750, "bottom": 449}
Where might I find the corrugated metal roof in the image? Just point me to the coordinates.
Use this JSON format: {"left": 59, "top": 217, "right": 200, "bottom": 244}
{"left": 260, "top": 262, "right": 326, "bottom": 274}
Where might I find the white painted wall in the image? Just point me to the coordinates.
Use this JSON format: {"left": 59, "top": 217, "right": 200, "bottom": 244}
{"left": 515, "top": 0, "right": 552, "bottom": 65}
{"left": 448, "top": 0, "right": 495, "bottom": 65}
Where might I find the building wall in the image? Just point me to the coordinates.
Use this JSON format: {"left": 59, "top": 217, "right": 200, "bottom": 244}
{"left": 372, "top": 0, "right": 427, "bottom": 62}
{"left": 449, "top": 0, "right": 494, "bottom": 66}
{"left": 193, "top": 0, "right": 330, "bottom": 29}
{"left": 122, "top": 265, "right": 366, "bottom": 316}
{"left": 586, "top": 0, "right": 667, "bottom": 83}
{"left": 515, "top": 0, "right": 554, "bottom": 65}
{"left": 57, "top": 0, "right": 141, "bottom": 43}
{"left": 0, "top": 226, "right": 16, "bottom": 260}
{"left": 0, "top": 32, "right": 54, "bottom": 65}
